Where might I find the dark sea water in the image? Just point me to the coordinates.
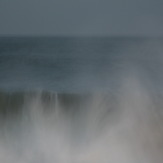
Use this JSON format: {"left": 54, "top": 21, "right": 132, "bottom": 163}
{"left": 0, "top": 37, "right": 163, "bottom": 163}
{"left": 0, "top": 37, "right": 163, "bottom": 92}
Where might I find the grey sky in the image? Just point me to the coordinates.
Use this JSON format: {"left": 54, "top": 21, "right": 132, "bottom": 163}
{"left": 0, "top": 0, "right": 163, "bottom": 36}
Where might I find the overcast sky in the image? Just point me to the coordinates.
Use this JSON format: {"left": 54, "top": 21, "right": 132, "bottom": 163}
{"left": 0, "top": 0, "right": 163, "bottom": 36}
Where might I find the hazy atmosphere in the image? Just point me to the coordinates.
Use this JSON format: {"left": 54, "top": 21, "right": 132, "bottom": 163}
{"left": 0, "top": 0, "right": 163, "bottom": 36}
{"left": 1, "top": 1, "right": 163, "bottom": 163}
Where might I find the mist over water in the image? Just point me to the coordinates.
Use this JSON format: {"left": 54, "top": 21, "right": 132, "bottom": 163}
{"left": 0, "top": 72, "right": 163, "bottom": 163}
{"left": 0, "top": 37, "right": 163, "bottom": 163}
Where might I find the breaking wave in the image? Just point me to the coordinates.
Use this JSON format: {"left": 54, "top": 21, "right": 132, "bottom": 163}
{"left": 0, "top": 73, "right": 163, "bottom": 163}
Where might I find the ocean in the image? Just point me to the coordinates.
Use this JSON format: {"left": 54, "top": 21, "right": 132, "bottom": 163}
{"left": 0, "top": 37, "right": 163, "bottom": 163}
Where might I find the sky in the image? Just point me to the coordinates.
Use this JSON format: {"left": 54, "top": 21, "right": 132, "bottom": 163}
{"left": 0, "top": 0, "right": 163, "bottom": 36}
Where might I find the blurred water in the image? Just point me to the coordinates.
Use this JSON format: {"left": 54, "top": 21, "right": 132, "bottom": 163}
{"left": 0, "top": 37, "right": 163, "bottom": 92}
{"left": 0, "top": 37, "right": 163, "bottom": 163}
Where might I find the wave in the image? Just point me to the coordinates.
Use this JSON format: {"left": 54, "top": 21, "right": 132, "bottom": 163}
{"left": 0, "top": 75, "right": 163, "bottom": 163}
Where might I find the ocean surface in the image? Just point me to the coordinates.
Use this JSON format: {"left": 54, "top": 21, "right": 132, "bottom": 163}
{"left": 0, "top": 37, "right": 163, "bottom": 92}
{"left": 0, "top": 37, "right": 163, "bottom": 163}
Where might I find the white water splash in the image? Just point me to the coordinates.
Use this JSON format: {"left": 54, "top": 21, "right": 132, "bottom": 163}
{"left": 0, "top": 75, "right": 163, "bottom": 163}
